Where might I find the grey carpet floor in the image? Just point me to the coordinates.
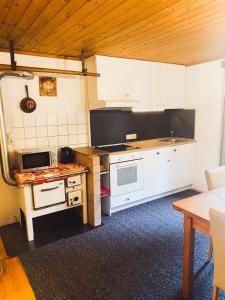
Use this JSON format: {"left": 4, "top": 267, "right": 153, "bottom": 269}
{"left": 20, "top": 190, "right": 225, "bottom": 300}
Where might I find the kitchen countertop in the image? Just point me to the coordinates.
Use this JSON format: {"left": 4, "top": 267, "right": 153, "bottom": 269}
{"left": 127, "top": 137, "right": 195, "bottom": 150}
{"left": 14, "top": 163, "right": 89, "bottom": 188}
{"left": 75, "top": 147, "right": 108, "bottom": 156}
{"left": 74, "top": 138, "right": 195, "bottom": 156}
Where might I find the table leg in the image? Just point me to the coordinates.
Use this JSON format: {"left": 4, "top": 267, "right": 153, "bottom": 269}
{"left": 183, "top": 215, "right": 195, "bottom": 300}
{"left": 25, "top": 215, "right": 34, "bottom": 242}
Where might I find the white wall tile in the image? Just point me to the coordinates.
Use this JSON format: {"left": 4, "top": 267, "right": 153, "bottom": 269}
{"left": 37, "top": 137, "right": 49, "bottom": 148}
{"left": 26, "top": 138, "right": 37, "bottom": 149}
{"left": 35, "top": 115, "right": 46, "bottom": 126}
{"left": 5, "top": 117, "right": 12, "bottom": 133}
{"left": 36, "top": 126, "right": 47, "bottom": 137}
{"left": 48, "top": 136, "right": 58, "bottom": 147}
{"left": 58, "top": 125, "right": 68, "bottom": 136}
{"left": 67, "top": 113, "right": 76, "bottom": 124}
{"left": 58, "top": 135, "right": 68, "bottom": 146}
{"left": 68, "top": 124, "right": 77, "bottom": 135}
{"left": 11, "top": 116, "right": 23, "bottom": 128}
{"left": 78, "top": 134, "right": 88, "bottom": 144}
{"left": 47, "top": 114, "right": 57, "bottom": 125}
{"left": 25, "top": 127, "right": 36, "bottom": 138}
{"left": 77, "top": 124, "right": 87, "bottom": 134}
{"left": 69, "top": 135, "right": 78, "bottom": 145}
{"left": 57, "top": 114, "right": 67, "bottom": 125}
{"left": 13, "top": 139, "right": 26, "bottom": 150}
{"left": 12, "top": 127, "right": 25, "bottom": 139}
{"left": 47, "top": 126, "right": 58, "bottom": 136}
{"left": 77, "top": 111, "right": 87, "bottom": 124}
{"left": 24, "top": 115, "right": 35, "bottom": 127}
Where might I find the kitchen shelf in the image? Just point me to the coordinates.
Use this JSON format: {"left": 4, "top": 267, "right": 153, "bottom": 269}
{"left": 101, "top": 194, "right": 110, "bottom": 198}
{"left": 100, "top": 170, "right": 109, "bottom": 175}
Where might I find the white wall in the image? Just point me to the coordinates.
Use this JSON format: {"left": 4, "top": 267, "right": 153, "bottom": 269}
{"left": 0, "top": 52, "right": 89, "bottom": 226}
{"left": 185, "top": 60, "right": 225, "bottom": 191}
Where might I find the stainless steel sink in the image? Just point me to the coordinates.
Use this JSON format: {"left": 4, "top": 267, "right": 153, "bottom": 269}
{"left": 159, "top": 138, "right": 190, "bottom": 143}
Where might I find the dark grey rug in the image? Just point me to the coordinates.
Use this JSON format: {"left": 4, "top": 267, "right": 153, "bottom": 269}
{"left": 20, "top": 190, "right": 225, "bottom": 300}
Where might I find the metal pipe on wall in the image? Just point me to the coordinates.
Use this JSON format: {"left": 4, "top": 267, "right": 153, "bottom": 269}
{"left": 0, "top": 71, "right": 34, "bottom": 186}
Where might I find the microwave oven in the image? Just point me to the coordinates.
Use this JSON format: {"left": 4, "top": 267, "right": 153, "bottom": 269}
{"left": 16, "top": 149, "right": 58, "bottom": 172}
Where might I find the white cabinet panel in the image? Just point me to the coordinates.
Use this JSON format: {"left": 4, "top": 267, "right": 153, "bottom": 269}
{"left": 132, "top": 62, "right": 162, "bottom": 111}
{"left": 143, "top": 144, "right": 195, "bottom": 198}
{"left": 143, "top": 150, "right": 172, "bottom": 197}
{"left": 86, "top": 56, "right": 186, "bottom": 111}
{"left": 161, "top": 64, "right": 186, "bottom": 109}
{"left": 170, "top": 144, "right": 195, "bottom": 189}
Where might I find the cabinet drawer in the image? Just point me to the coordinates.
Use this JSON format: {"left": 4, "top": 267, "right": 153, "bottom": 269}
{"left": 110, "top": 151, "right": 143, "bottom": 164}
{"left": 145, "top": 147, "right": 171, "bottom": 159}
{"left": 67, "top": 175, "right": 81, "bottom": 187}
{"left": 111, "top": 194, "right": 137, "bottom": 208}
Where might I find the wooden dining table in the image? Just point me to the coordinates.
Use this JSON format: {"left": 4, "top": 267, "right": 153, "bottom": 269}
{"left": 173, "top": 186, "right": 225, "bottom": 300}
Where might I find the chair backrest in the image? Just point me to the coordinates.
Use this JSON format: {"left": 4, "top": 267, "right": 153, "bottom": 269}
{"left": 209, "top": 208, "right": 225, "bottom": 291}
{"left": 205, "top": 166, "right": 225, "bottom": 190}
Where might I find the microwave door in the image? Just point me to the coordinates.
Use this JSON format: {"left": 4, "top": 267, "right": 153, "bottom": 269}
{"left": 110, "top": 159, "right": 144, "bottom": 197}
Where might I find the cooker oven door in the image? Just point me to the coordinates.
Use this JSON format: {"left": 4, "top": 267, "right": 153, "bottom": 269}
{"left": 110, "top": 159, "right": 144, "bottom": 197}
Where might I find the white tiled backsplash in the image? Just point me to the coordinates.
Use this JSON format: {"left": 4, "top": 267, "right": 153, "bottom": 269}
{"left": 7, "top": 112, "right": 89, "bottom": 151}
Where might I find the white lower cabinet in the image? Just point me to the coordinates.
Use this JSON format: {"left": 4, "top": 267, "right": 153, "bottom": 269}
{"left": 143, "top": 143, "right": 195, "bottom": 198}
{"left": 108, "top": 143, "right": 195, "bottom": 214}
{"left": 170, "top": 144, "right": 195, "bottom": 189}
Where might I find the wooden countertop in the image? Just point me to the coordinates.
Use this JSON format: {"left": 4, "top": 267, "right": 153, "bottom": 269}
{"left": 74, "top": 138, "right": 195, "bottom": 157}
{"left": 75, "top": 147, "right": 108, "bottom": 156}
{"left": 127, "top": 138, "right": 195, "bottom": 150}
{"left": 14, "top": 163, "right": 89, "bottom": 188}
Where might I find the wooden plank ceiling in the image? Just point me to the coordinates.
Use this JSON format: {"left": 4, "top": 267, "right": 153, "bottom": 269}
{"left": 0, "top": 0, "right": 225, "bottom": 66}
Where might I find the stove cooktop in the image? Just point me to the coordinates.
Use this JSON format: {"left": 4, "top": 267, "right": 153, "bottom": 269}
{"left": 96, "top": 144, "right": 136, "bottom": 153}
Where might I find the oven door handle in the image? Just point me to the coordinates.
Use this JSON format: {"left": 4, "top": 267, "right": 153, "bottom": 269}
{"left": 40, "top": 186, "right": 59, "bottom": 192}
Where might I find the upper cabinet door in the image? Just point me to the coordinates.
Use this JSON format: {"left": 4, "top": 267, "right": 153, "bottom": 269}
{"left": 96, "top": 56, "right": 135, "bottom": 101}
{"left": 160, "top": 64, "right": 186, "bottom": 109}
{"left": 132, "top": 61, "right": 162, "bottom": 111}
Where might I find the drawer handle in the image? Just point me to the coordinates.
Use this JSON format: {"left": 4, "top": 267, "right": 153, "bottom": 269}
{"left": 174, "top": 149, "right": 177, "bottom": 152}
{"left": 41, "top": 186, "right": 59, "bottom": 192}
{"left": 167, "top": 159, "right": 170, "bottom": 162}
{"left": 125, "top": 198, "right": 130, "bottom": 201}
{"left": 157, "top": 152, "right": 160, "bottom": 155}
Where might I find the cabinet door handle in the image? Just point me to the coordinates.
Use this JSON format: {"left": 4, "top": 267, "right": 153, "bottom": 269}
{"left": 41, "top": 186, "right": 59, "bottom": 192}
{"left": 125, "top": 198, "right": 130, "bottom": 201}
{"left": 157, "top": 152, "right": 160, "bottom": 155}
{"left": 168, "top": 159, "right": 170, "bottom": 162}
{"left": 174, "top": 149, "right": 177, "bottom": 152}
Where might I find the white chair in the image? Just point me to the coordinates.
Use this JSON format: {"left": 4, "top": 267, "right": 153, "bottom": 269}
{"left": 209, "top": 208, "right": 225, "bottom": 300}
{"left": 205, "top": 166, "right": 225, "bottom": 261}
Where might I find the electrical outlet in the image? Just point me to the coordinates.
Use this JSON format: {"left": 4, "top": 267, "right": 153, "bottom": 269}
{"left": 126, "top": 133, "right": 137, "bottom": 140}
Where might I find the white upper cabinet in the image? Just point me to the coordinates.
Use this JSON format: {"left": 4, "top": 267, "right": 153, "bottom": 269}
{"left": 131, "top": 61, "right": 162, "bottom": 111}
{"left": 86, "top": 55, "right": 186, "bottom": 111}
{"left": 160, "top": 63, "right": 186, "bottom": 109}
{"left": 86, "top": 56, "right": 137, "bottom": 110}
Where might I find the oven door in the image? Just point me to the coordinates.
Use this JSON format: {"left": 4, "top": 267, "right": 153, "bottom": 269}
{"left": 110, "top": 159, "right": 144, "bottom": 196}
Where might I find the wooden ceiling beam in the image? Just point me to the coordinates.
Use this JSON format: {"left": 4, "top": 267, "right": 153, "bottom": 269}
{"left": 0, "top": 64, "right": 100, "bottom": 77}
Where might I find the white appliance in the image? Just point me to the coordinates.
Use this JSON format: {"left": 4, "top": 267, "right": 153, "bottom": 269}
{"left": 110, "top": 151, "right": 144, "bottom": 197}
{"left": 32, "top": 179, "right": 65, "bottom": 209}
